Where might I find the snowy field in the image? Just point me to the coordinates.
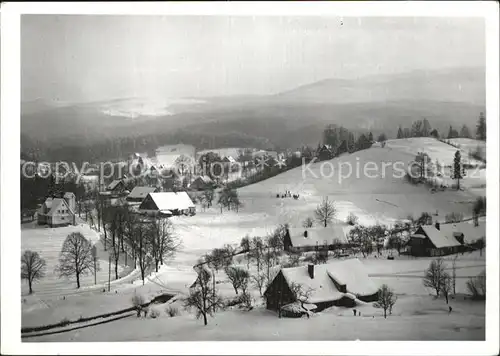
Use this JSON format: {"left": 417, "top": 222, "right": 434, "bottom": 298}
{"left": 26, "top": 251, "right": 485, "bottom": 341}
{"left": 21, "top": 138, "right": 487, "bottom": 339}
{"left": 447, "top": 138, "right": 486, "bottom": 160}
{"left": 21, "top": 220, "right": 133, "bottom": 301}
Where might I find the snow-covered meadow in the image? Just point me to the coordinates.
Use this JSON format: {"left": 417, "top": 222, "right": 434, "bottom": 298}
{"left": 21, "top": 138, "right": 487, "bottom": 340}
{"left": 21, "top": 220, "right": 133, "bottom": 300}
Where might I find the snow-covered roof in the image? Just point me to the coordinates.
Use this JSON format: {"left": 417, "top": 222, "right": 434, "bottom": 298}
{"left": 439, "top": 221, "right": 486, "bottom": 244}
{"left": 193, "top": 175, "right": 213, "bottom": 184}
{"left": 41, "top": 197, "right": 73, "bottom": 216}
{"left": 147, "top": 192, "right": 195, "bottom": 211}
{"left": 107, "top": 179, "right": 123, "bottom": 191}
{"left": 281, "top": 264, "right": 344, "bottom": 304}
{"left": 223, "top": 156, "right": 237, "bottom": 163}
{"left": 278, "top": 259, "right": 377, "bottom": 304}
{"left": 326, "top": 259, "right": 379, "bottom": 296}
{"left": 127, "top": 186, "right": 157, "bottom": 200}
{"left": 417, "top": 225, "right": 462, "bottom": 248}
{"left": 288, "top": 225, "right": 352, "bottom": 247}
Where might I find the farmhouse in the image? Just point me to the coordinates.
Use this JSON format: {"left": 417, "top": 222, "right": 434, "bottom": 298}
{"left": 37, "top": 192, "right": 76, "bottom": 227}
{"left": 189, "top": 175, "right": 214, "bottom": 191}
{"left": 264, "top": 259, "right": 378, "bottom": 313}
{"left": 106, "top": 179, "right": 127, "bottom": 195}
{"left": 408, "top": 222, "right": 462, "bottom": 257}
{"left": 126, "top": 186, "right": 159, "bottom": 203}
{"left": 138, "top": 192, "right": 196, "bottom": 216}
{"left": 316, "top": 144, "right": 334, "bottom": 161}
{"left": 439, "top": 220, "right": 486, "bottom": 245}
{"left": 284, "top": 225, "right": 353, "bottom": 253}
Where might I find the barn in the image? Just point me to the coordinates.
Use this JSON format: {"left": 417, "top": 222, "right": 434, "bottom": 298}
{"left": 264, "top": 259, "right": 378, "bottom": 314}
{"left": 284, "top": 225, "right": 353, "bottom": 253}
{"left": 189, "top": 175, "right": 214, "bottom": 191}
{"left": 138, "top": 192, "right": 195, "bottom": 216}
{"left": 408, "top": 222, "right": 462, "bottom": 257}
{"left": 126, "top": 186, "right": 159, "bottom": 203}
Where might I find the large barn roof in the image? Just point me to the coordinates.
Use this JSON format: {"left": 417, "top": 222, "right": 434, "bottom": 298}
{"left": 418, "top": 225, "right": 461, "bottom": 248}
{"left": 439, "top": 221, "right": 486, "bottom": 244}
{"left": 288, "top": 225, "right": 352, "bottom": 247}
{"left": 278, "top": 258, "right": 377, "bottom": 304}
{"left": 147, "top": 192, "right": 195, "bottom": 211}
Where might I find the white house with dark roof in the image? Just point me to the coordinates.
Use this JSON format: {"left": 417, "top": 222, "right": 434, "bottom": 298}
{"left": 37, "top": 194, "right": 76, "bottom": 227}
{"left": 264, "top": 259, "right": 378, "bottom": 313}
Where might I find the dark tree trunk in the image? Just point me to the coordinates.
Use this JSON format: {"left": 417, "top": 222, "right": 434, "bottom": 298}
{"left": 155, "top": 260, "right": 159, "bottom": 273}
{"left": 28, "top": 279, "right": 33, "bottom": 294}
{"left": 76, "top": 273, "right": 81, "bottom": 289}
{"left": 115, "top": 260, "right": 119, "bottom": 280}
{"left": 384, "top": 309, "right": 387, "bottom": 319}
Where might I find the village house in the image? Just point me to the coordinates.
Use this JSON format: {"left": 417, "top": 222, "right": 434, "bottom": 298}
{"left": 284, "top": 225, "right": 354, "bottom": 253}
{"left": 138, "top": 192, "right": 196, "bottom": 216}
{"left": 126, "top": 186, "right": 159, "bottom": 203}
{"left": 37, "top": 192, "right": 76, "bottom": 227}
{"left": 438, "top": 220, "right": 486, "bottom": 246}
{"left": 189, "top": 175, "right": 214, "bottom": 191}
{"left": 102, "top": 179, "right": 127, "bottom": 197}
{"left": 316, "top": 144, "right": 334, "bottom": 161}
{"left": 408, "top": 222, "right": 463, "bottom": 257}
{"left": 264, "top": 259, "right": 378, "bottom": 314}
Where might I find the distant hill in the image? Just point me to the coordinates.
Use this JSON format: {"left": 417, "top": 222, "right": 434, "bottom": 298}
{"left": 274, "top": 67, "right": 485, "bottom": 106}
{"left": 21, "top": 67, "right": 485, "bottom": 160}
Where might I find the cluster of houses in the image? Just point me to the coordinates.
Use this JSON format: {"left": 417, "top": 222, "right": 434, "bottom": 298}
{"left": 264, "top": 258, "right": 379, "bottom": 314}
{"left": 408, "top": 220, "right": 486, "bottom": 257}
{"left": 263, "top": 219, "right": 485, "bottom": 316}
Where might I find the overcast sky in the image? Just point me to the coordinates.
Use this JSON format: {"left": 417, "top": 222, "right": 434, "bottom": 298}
{"left": 21, "top": 16, "right": 485, "bottom": 103}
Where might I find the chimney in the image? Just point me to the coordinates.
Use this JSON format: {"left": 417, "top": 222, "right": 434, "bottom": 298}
{"left": 308, "top": 263, "right": 314, "bottom": 279}
{"left": 304, "top": 230, "right": 308, "bottom": 238}
{"left": 435, "top": 221, "right": 440, "bottom": 230}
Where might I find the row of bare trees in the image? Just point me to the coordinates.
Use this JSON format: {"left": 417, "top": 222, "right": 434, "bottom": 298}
{"left": 184, "top": 225, "right": 288, "bottom": 326}
{"left": 102, "top": 205, "right": 180, "bottom": 284}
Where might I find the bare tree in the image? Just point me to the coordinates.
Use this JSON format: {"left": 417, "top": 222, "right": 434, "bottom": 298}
{"left": 184, "top": 267, "right": 224, "bottom": 326}
{"left": 466, "top": 269, "right": 486, "bottom": 300}
{"left": 251, "top": 271, "right": 268, "bottom": 296}
{"left": 21, "top": 250, "right": 46, "bottom": 294}
{"left": 423, "top": 258, "right": 446, "bottom": 297}
{"left": 148, "top": 218, "right": 180, "bottom": 272}
{"left": 135, "top": 218, "right": 152, "bottom": 285}
{"left": 240, "top": 236, "right": 251, "bottom": 269}
{"left": 203, "top": 188, "right": 215, "bottom": 208}
{"left": 56, "top": 232, "right": 98, "bottom": 288}
{"left": 374, "top": 284, "right": 397, "bottom": 318}
{"left": 315, "top": 197, "right": 337, "bottom": 227}
{"left": 288, "top": 282, "right": 314, "bottom": 314}
{"left": 451, "top": 255, "right": 458, "bottom": 295}
{"left": 175, "top": 154, "right": 193, "bottom": 176}
{"left": 348, "top": 225, "right": 372, "bottom": 257}
{"left": 302, "top": 217, "right": 314, "bottom": 228}
{"left": 476, "top": 237, "right": 485, "bottom": 257}
{"left": 346, "top": 212, "right": 359, "bottom": 226}
{"left": 225, "top": 266, "right": 249, "bottom": 295}
{"left": 440, "top": 272, "right": 452, "bottom": 304}
{"left": 251, "top": 236, "right": 265, "bottom": 274}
